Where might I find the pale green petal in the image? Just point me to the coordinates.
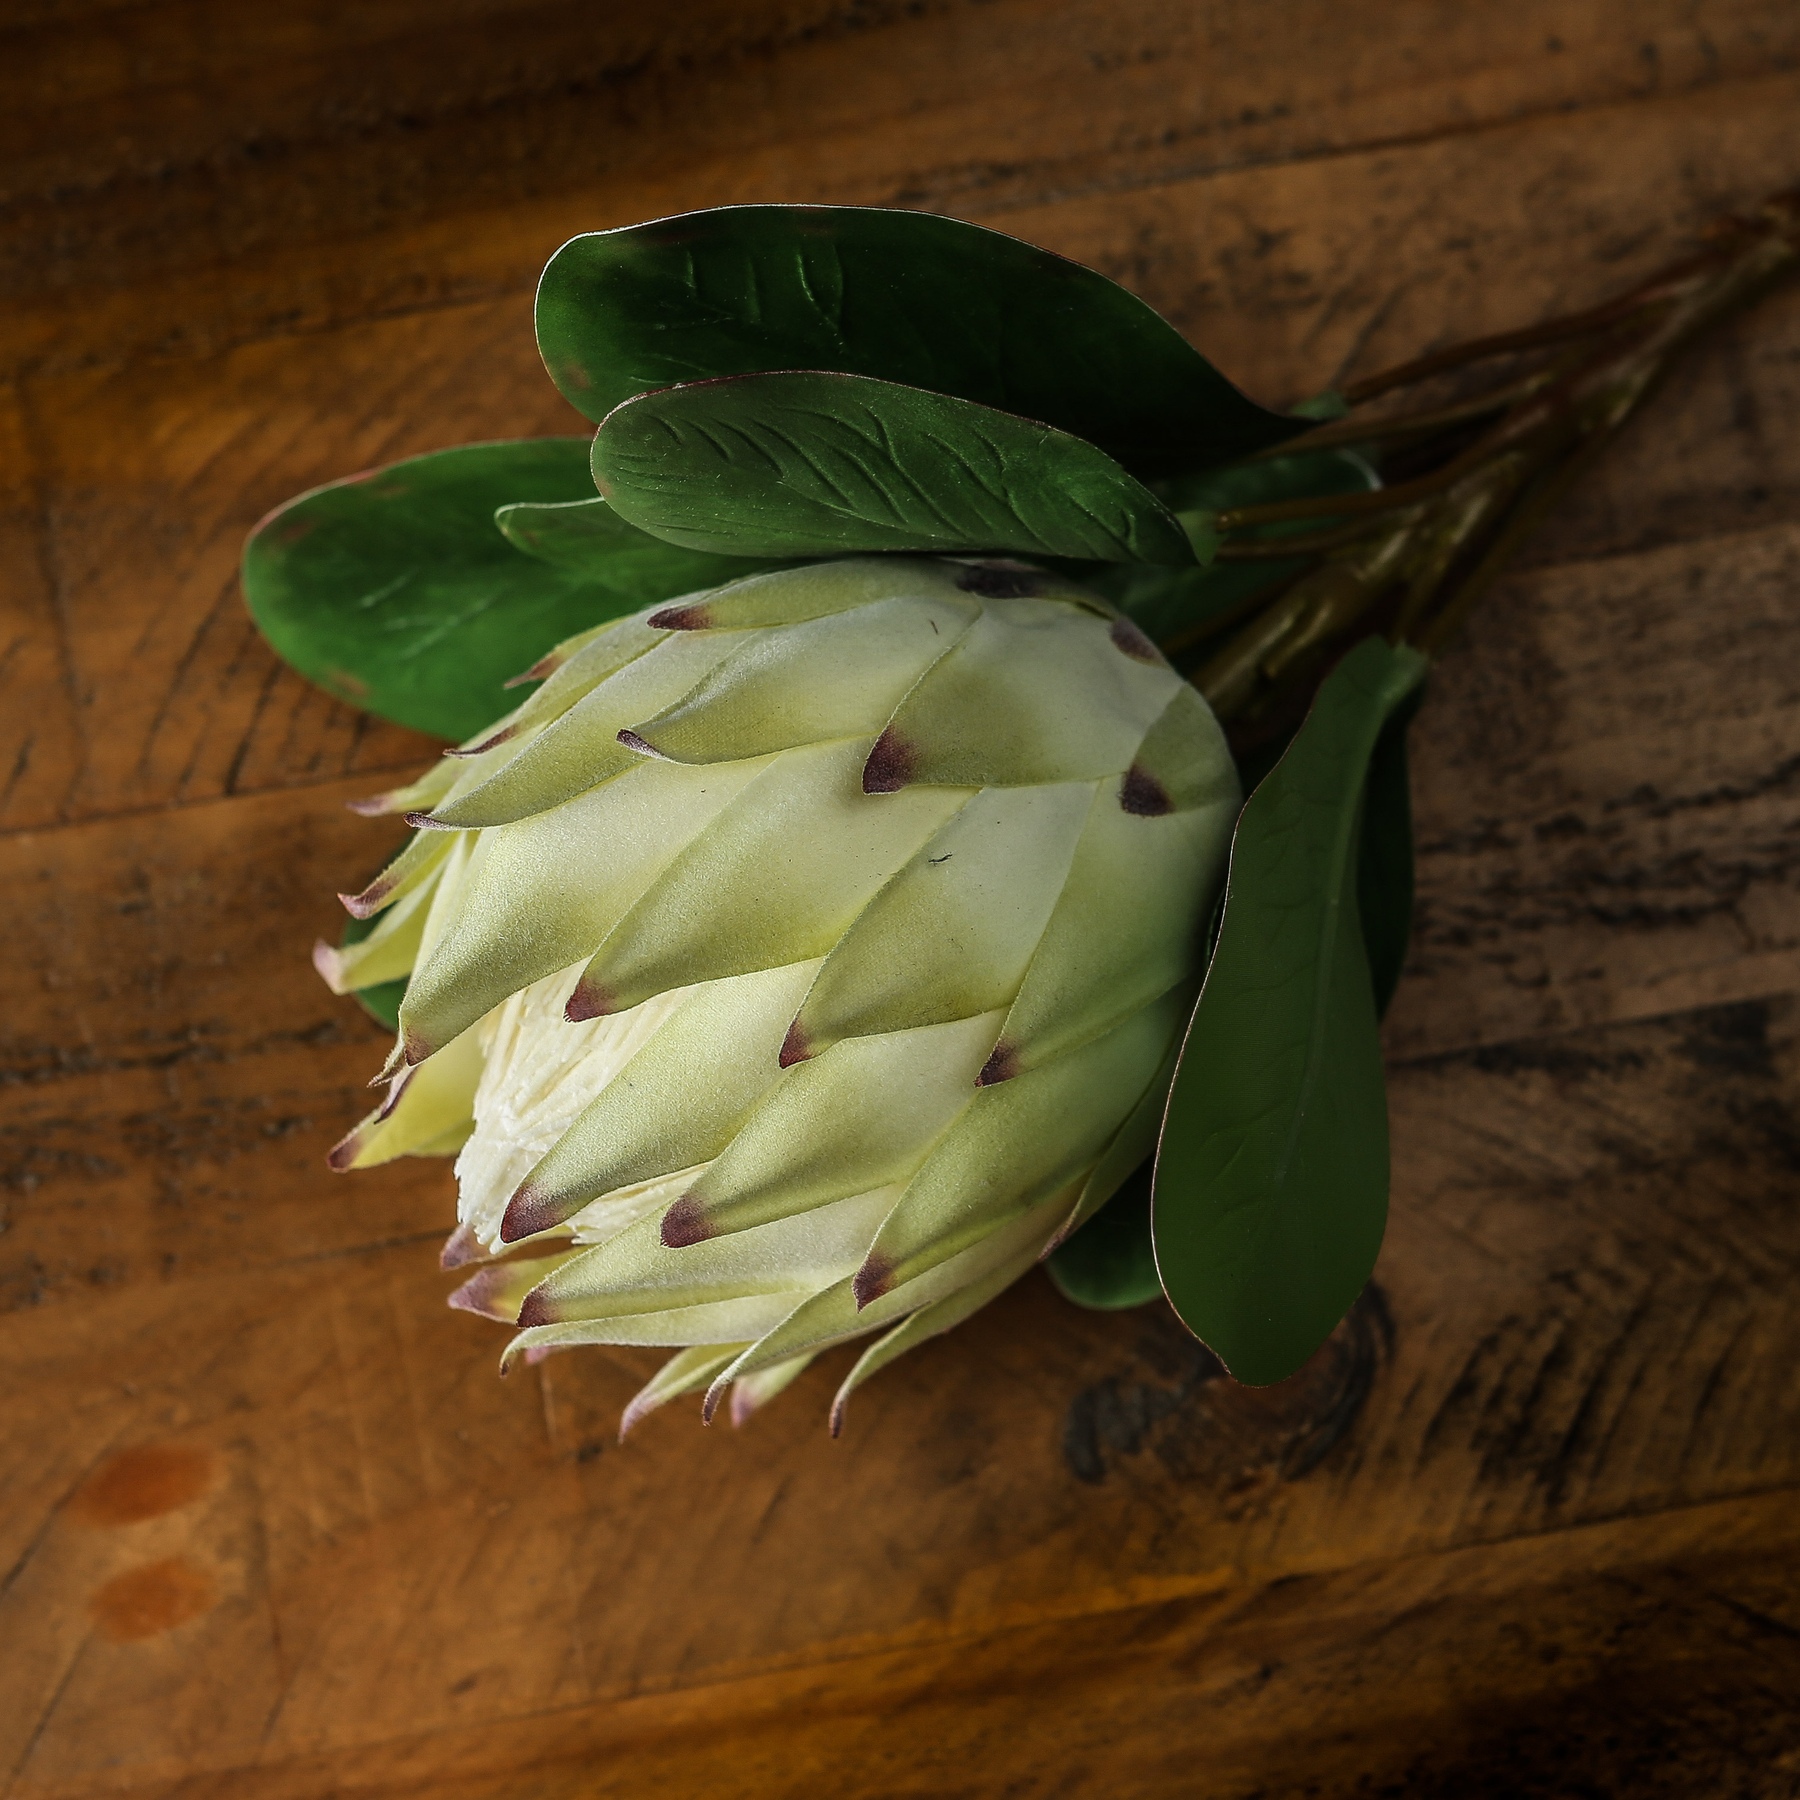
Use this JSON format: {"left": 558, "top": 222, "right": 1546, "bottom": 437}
{"left": 620, "top": 1344, "right": 751, "bottom": 1438}
{"left": 625, "top": 592, "right": 976, "bottom": 765}
{"left": 517, "top": 1185, "right": 894, "bottom": 1325}
{"left": 327, "top": 1027, "right": 486, "bottom": 1171}
{"left": 501, "top": 1294, "right": 801, "bottom": 1369}
{"left": 448, "top": 1248, "right": 581, "bottom": 1323}
{"left": 856, "top": 988, "right": 1189, "bottom": 1298}
{"left": 707, "top": 1189, "right": 1069, "bottom": 1392}
{"left": 573, "top": 737, "right": 965, "bottom": 1017}
{"left": 427, "top": 631, "right": 743, "bottom": 829}
{"left": 829, "top": 1244, "right": 1041, "bottom": 1434}
{"left": 1123, "top": 682, "right": 1241, "bottom": 815}
{"left": 730, "top": 1353, "right": 816, "bottom": 1427}
{"left": 648, "top": 556, "right": 969, "bottom": 631}
{"left": 1049, "top": 1026, "right": 1186, "bottom": 1247}
{"left": 462, "top": 610, "right": 665, "bottom": 755}
{"left": 790, "top": 782, "right": 1094, "bottom": 1054}
{"left": 503, "top": 960, "right": 820, "bottom": 1240}
{"left": 675, "top": 1010, "right": 1003, "bottom": 1239}
{"left": 346, "top": 757, "right": 461, "bottom": 819}
{"left": 987, "top": 784, "right": 1234, "bottom": 1078}
{"left": 400, "top": 757, "right": 765, "bottom": 1060}
{"left": 866, "top": 594, "right": 1182, "bottom": 790}
{"left": 313, "top": 872, "right": 435, "bottom": 994}
{"left": 339, "top": 826, "right": 457, "bottom": 919}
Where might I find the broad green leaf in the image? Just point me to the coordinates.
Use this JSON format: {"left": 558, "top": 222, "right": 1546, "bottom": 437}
{"left": 1152, "top": 636, "right": 1427, "bottom": 1385}
{"left": 245, "top": 439, "right": 635, "bottom": 741}
{"left": 1083, "top": 449, "right": 1379, "bottom": 648}
{"left": 592, "top": 372, "right": 1196, "bottom": 565}
{"left": 495, "top": 493, "right": 797, "bottom": 592}
{"left": 1356, "top": 694, "right": 1424, "bottom": 1019}
{"left": 537, "top": 204, "right": 1304, "bottom": 476}
{"left": 1045, "top": 1162, "right": 1161, "bottom": 1310}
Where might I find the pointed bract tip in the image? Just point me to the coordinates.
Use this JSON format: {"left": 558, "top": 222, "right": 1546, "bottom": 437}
{"left": 659, "top": 1194, "right": 715, "bottom": 1249}
{"left": 852, "top": 1254, "right": 895, "bottom": 1311}
{"left": 401, "top": 1028, "right": 434, "bottom": 1068}
{"left": 976, "top": 1042, "right": 1019, "bottom": 1087}
{"left": 778, "top": 1018, "right": 812, "bottom": 1069}
{"left": 828, "top": 1393, "right": 849, "bottom": 1439}
{"left": 617, "top": 1396, "right": 652, "bottom": 1442}
{"left": 312, "top": 940, "right": 346, "bottom": 987}
{"left": 346, "top": 790, "right": 402, "bottom": 816}
{"left": 615, "top": 728, "right": 661, "bottom": 759}
{"left": 648, "top": 602, "right": 712, "bottom": 631}
{"left": 861, "top": 727, "right": 917, "bottom": 794}
{"left": 1109, "top": 616, "right": 1162, "bottom": 663}
{"left": 447, "top": 723, "right": 515, "bottom": 758}
{"left": 514, "top": 1287, "right": 557, "bottom": 1329}
{"left": 448, "top": 1268, "right": 514, "bottom": 1321}
{"left": 325, "top": 1128, "right": 363, "bottom": 1173}
{"left": 337, "top": 884, "right": 389, "bottom": 920}
{"left": 506, "top": 649, "right": 562, "bottom": 688}
{"left": 403, "top": 810, "right": 456, "bottom": 832}
{"left": 700, "top": 1378, "right": 729, "bottom": 1425}
{"left": 439, "top": 1223, "right": 483, "bottom": 1270}
{"left": 499, "top": 1184, "right": 559, "bottom": 1244}
{"left": 564, "top": 981, "right": 613, "bottom": 1024}
{"left": 1120, "top": 764, "right": 1174, "bottom": 817}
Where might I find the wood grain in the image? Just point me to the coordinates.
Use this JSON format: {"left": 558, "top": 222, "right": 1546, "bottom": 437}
{"left": 4, "top": 4, "right": 1800, "bottom": 1795}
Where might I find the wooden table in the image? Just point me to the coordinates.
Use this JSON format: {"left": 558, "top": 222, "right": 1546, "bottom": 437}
{"left": 4, "top": 4, "right": 1800, "bottom": 1793}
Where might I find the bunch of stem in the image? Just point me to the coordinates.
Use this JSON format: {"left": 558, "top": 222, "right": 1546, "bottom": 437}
{"left": 1178, "top": 188, "right": 1800, "bottom": 731}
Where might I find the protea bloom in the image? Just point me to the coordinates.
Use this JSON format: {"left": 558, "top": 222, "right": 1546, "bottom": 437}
{"left": 318, "top": 555, "right": 1238, "bottom": 1432}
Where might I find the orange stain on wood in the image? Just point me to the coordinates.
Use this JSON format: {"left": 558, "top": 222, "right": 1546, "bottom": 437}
{"left": 88, "top": 1558, "right": 216, "bottom": 1642}
{"left": 69, "top": 1443, "right": 215, "bottom": 1528}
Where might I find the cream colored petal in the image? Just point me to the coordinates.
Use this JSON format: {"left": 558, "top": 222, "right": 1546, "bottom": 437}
{"left": 571, "top": 737, "right": 965, "bottom": 1018}
{"left": 789, "top": 782, "right": 1094, "bottom": 1055}
{"left": 864, "top": 595, "right": 1182, "bottom": 791}
{"left": 399, "top": 756, "right": 766, "bottom": 1061}
{"left": 674, "top": 1010, "right": 1002, "bottom": 1240}
{"left": 855, "top": 987, "right": 1189, "bottom": 1300}
{"left": 625, "top": 592, "right": 975, "bottom": 765}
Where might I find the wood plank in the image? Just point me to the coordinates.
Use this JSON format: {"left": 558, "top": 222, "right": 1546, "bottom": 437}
{"left": 5, "top": 987, "right": 1798, "bottom": 1788}
{"left": 4, "top": 0, "right": 1796, "bottom": 381}
{"left": 17, "top": 70, "right": 1800, "bottom": 824}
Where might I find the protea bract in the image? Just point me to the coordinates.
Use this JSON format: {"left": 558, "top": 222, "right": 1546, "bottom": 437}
{"left": 320, "top": 554, "right": 1238, "bottom": 1431}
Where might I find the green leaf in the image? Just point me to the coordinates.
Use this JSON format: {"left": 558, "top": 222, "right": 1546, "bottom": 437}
{"left": 1045, "top": 1161, "right": 1162, "bottom": 1310}
{"left": 537, "top": 204, "right": 1303, "bottom": 476}
{"left": 1356, "top": 694, "right": 1424, "bottom": 1019}
{"left": 592, "top": 372, "right": 1197, "bottom": 565}
{"left": 1082, "top": 449, "right": 1378, "bottom": 647}
{"left": 244, "top": 439, "right": 641, "bottom": 741}
{"left": 495, "top": 494, "right": 799, "bottom": 593}
{"left": 1152, "top": 636, "right": 1428, "bottom": 1385}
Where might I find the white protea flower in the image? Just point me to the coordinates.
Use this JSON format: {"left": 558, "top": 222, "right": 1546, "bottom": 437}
{"left": 318, "top": 556, "right": 1239, "bottom": 1433}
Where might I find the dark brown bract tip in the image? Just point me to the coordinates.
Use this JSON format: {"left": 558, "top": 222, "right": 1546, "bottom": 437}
{"left": 1120, "top": 764, "right": 1174, "bottom": 816}
{"left": 499, "top": 1184, "right": 558, "bottom": 1244}
{"left": 448, "top": 724, "right": 516, "bottom": 759}
{"left": 564, "top": 981, "right": 612, "bottom": 1023}
{"left": 956, "top": 563, "right": 1045, "bottom": 599}
{"left": 400, "top": 1027, "right": 434, "bottom": 1067}
{"left": 1109, "top": 616, "right": 1161, "bottom": 663}
{"left": 862, "top": 726, "right": 917, "bottom": 794}
{"left": 439, "top": 1223, "right": 482, "bottom": 1270}
{"left": 659, "top": 1194, "right": 715, "bottom": 1249}
{"left": 615, "top": 728, "right": 660, "bottom": 758}
{"left": 447, "top": 1268, "right": 509, "bottom": 1321}
{"left": 778, "top": 1019, "right": 812, "bottom": 1069}
{"left": 976, "top": 1042, "right": 1020, "bottom": 1087}
{"left": 325, "top": 1129, "right": 363, "bottom": 1173}
{"left": 514, "top": 1288, "right": 557, "bottom": 1329}
{"left": 852, "top": 1254, "right": 895, "bottom": 1310}
{"left": 648, "top": 602, "right": 712, "bottom": 630}
{"left": 403, "top": 810, "right": 455, "bottom": 832}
